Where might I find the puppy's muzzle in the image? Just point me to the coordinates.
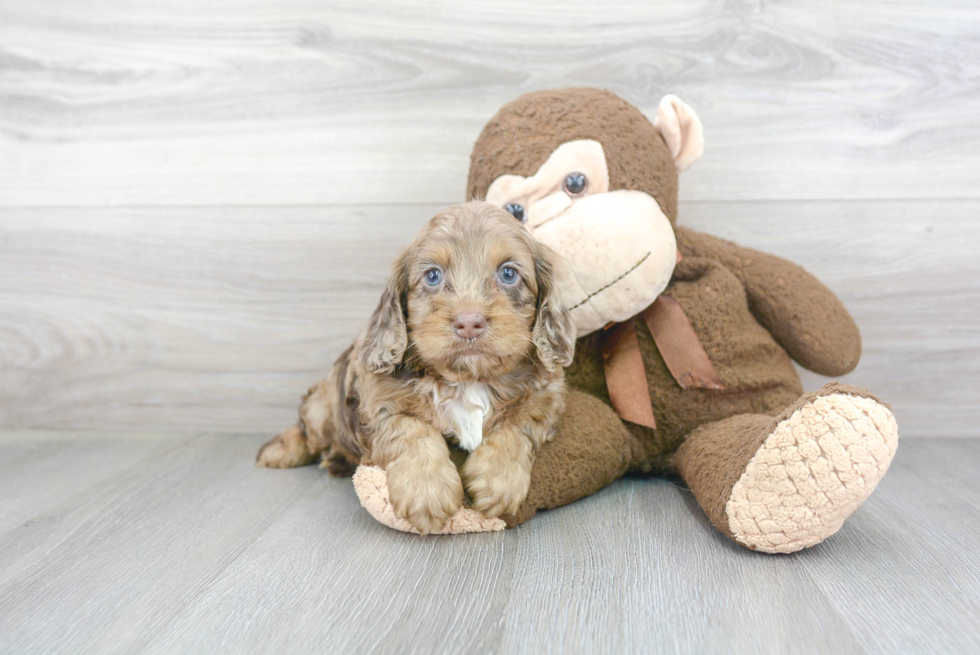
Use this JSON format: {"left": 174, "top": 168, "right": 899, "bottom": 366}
{"left": 453, "top": 312, "right": 487, "bottom": 340}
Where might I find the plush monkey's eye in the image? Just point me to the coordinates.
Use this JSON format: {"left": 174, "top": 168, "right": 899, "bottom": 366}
{"left": 424, "top": 268, "right": 443, "bottom": 287}
{"left": 504, "top": 203, "right": 526, "bottom": 223}
{"left": 498, "top": 265, "right": 519, "bottom": 285}
{"left": 563, "top": 172, "right": 588, "bottom": 196}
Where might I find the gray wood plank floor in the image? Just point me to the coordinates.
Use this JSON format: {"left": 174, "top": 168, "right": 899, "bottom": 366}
{"left": 0, "top": 431, "right": 977, "bottom": 655}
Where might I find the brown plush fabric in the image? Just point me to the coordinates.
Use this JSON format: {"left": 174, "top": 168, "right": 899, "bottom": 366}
{"left": 564, "top": 255, "right": 806, "bottom": 474}
{"left": 672, "top": 414, "right": 775, "bottom": 541}
{"left": 671, "top": 382, "right": 888, "bottom": 542}
{"left": 499, "top": 250, "right": 834, "bottom": 524}
{"left": 674, "top": 228, "right": 862, "bottom": 377}
{"left": 501, "top": 389, "right": 635, "bottom": 527}
{"left": 467, "top": 88, "right": 680, "bottom": 225}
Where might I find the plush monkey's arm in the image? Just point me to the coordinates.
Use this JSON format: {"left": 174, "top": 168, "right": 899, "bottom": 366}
{"left": 674, "top": 227, "right": 861, "bottom": 376}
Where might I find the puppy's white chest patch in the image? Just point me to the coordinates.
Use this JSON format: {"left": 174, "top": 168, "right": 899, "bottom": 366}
{"left": 434, "top": 382, "right": 492, "bottom": 452}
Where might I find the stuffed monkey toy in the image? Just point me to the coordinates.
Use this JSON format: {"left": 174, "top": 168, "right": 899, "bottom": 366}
{"left": 267, "top": 88, "right": 900, "bottom": 554}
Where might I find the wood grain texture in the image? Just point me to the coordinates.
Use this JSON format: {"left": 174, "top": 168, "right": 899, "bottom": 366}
{"left": 2, "top": 200, "right": 977, "bottom": 437}
{"left": 1, "top": 0, "right": 979, "bottom": 206}
{"left": 0, "top": 204, "right": 435, "bottom": 433}
{"left": 0, "top": 432, "right": 978, "bottom": 654}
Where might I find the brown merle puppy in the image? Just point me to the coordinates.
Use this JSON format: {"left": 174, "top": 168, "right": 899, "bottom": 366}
{"left": 256, "top": 201, "right": 576, "bottom": 534}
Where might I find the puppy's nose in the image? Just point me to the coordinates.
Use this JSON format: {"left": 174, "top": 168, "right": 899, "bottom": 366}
{"left": 453, "top": 312, "right": 487, "bottom": 339}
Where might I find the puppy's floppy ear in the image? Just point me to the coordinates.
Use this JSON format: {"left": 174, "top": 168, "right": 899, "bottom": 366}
{"left": 531, "top": 244, "right": 577, "bottom": 372}
{"left": 361, "top": 252, "right": 410, "bottom": 374}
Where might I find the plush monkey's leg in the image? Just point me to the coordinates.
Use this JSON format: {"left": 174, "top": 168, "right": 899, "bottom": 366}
{"left": 673, "top": 382, "right": 898, "bottom": 553}
{"left": 502, "top": 390, "right": 636, "bottom": 527}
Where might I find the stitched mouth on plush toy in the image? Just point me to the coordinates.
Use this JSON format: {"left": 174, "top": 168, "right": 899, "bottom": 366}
{"left": 569, "top": 252, "right": 651, "bottom": 311}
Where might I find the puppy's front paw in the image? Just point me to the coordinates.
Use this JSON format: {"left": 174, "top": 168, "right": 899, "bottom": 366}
{"left": 386, "top": 456, "right": 464, "bottom": 534}
{"left": 461, "top": 447, "right": 531, "bottom": 518}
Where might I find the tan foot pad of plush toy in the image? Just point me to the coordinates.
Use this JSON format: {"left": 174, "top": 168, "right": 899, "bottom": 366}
{"left": 353, "top": 465, "right": 506, "bottom": 534}
{"left": 726, "top": 392, "right": 899, "bottom": 554}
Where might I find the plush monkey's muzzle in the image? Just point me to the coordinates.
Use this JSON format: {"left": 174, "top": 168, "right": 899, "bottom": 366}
{"left": 531, "top": 190, "right": 677, "bottom": 337}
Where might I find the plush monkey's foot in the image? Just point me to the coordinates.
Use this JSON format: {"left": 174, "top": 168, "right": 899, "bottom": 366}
{"left": 727, "top": 389, "right": 898, "bottom": 553}
{"left": 255, "top": 424, "right": 317, "bottom": 468}
{"left": 353, "top": 466, "right": 506, "bottom": 534}
{"left": 679, "top": 383, "right": 899, "bottom": 554}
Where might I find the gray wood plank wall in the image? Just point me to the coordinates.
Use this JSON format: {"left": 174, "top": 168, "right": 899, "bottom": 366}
{"left": 1, "top": 0, "right": 978, "bottom": 437}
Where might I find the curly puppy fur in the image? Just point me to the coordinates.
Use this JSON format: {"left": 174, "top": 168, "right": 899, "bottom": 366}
{"left": 257, "top": 201, "right": 577, "bottom": 533}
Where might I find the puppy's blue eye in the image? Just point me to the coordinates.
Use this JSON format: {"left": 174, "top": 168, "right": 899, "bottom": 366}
{"left": 505, "top": 203, "right": 526, "bottom": 223}
{"left": 499, "top": 265, "right": 519, "bottom": 285}
{"left": 424, "top": 268, "right": 443, "bottom": 286}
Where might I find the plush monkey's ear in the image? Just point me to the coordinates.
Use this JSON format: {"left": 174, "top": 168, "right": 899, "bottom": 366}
{"left": 360, "top": 254, "right": 409, "bottom": 374}
{"left": 532, "top": 246, "right": 577, "bottom": 372}
{"left": 652, "top": 94, "right": 704, "bottom": 172}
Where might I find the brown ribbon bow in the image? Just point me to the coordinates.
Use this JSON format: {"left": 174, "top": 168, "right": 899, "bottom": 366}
{"left": 600, "top": 295, "right": 724, "bottom": 429}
